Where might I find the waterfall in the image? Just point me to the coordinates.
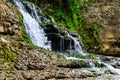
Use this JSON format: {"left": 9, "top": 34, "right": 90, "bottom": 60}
{"left": 13, "top": 0, "right": 84, "bottom": 56}
{"left": 14, "top": 0, "right": 51, "bottom": 50}
{"left": 12, "top": 0, "right": 120, "bottom": 76}
{"left": 66, "top": 32, "right": 84, "bottom": 55}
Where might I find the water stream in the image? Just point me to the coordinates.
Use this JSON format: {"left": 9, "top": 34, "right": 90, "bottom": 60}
{"left": 14, "top": 0, "right": 51, "bottom": 50}
{"left": 13, "top": 0, "right": 84, "bottom": 55}
{"left": 13, "top": 0, "right": 120, "bottom": 76}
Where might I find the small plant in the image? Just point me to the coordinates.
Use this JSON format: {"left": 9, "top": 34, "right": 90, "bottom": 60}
{"left": 89, "top": 53, "right": 101, "bottom": 67}
{"left": 33, "top": 0, "right": 101, "bottom": 52}
{"left": 0, "top": 42, "right": 14, "bottom": 60}
{"left": 92, "top": 2, "right": 97, "bottom": 7}
{"left": 81, "top": 0, "right": 89, "bottom": 7}
{"left": 75, "top": 54, "right": 86, "bottom": 58}
{"left": 104, "top": 70, "right": 110, "bottom": 74}
{"left": 94, "top": 60, "right": 100, "bottom": 67}
{"left": 89, "top": 53, "right": 97, "bottom": 60}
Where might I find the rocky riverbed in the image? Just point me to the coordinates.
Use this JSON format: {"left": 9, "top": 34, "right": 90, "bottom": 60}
{"left": 0, "top": 0, "right": 120, "bottom": 80}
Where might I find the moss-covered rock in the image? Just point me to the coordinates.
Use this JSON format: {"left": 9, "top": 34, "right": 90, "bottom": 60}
{"left": 27, "top": 0, "right": 101, "bottom": 54}
{"left": 29, "top": 0, "right": 120, "bottom": 56}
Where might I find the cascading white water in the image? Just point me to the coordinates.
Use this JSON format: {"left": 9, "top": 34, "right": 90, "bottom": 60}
{"left": 14, "top": 0, "right": 51, "bottom": 50}
{"left": 98, "top": 61, "right": 120, "bottom": 75}
{"left": 66, "top": 32, "right": 84, "bottom": 55}
{"left": 104, "top": 63, "right": 120, "bottom": 75}
{"left": 13, "top": 0, "right": 85, "bottom": 55}
{"left": 13, "top": 0, "right": 120, "bottom": 75}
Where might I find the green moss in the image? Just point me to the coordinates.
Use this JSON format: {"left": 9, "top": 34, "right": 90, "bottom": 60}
{"left": 89, "top": 53, "right": 97, "bottom": 60}
{"left": 92, "top": 73, "right": 101, "bottom": 77}
{"left": 66, "top": 59, "right": 88, "bottom": 68}
{"left": 0, "top": 42, "right": 16, "bottom": 70}
{"left": 94, "top": 60, "right": 100, "bottom": 67}
{"left": 88, "top": 53, "right": 101, "bottom": 67}
{"left": 81, "top": 0, "right": 89, "bottom": 7}
{"left": 0, "top": 42, "right": 16, "bottom": 62}
{"left": 104, "top": 70, "right": 110, "bottom": 74}
{"left": 92, "top": 2, "right": 98, "bottom": 7}
{"left": 46, "top": 0, "right": 100, "bottom": 52}
{"left": 75, "top": 54, "right": 86, "bottom": 59}
{"left": 3, "top": 47, "right": 16, "bottom": 62}
{"left": 42, "top": 48, "right": 66, "bottom": 59}
{"left": 21, "top": 25, "right": 34, "bottom": 46}
{"left": 17, "top": 9, "right": 37, "bottom": 48}
{"left": 78, "top": 23, "right": 101, "bottom": 52}
{"left": 27, "top": 0, "right": 101, "bottom": 52}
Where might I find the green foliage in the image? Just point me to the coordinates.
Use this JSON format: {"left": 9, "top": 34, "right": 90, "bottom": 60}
{"left": 3, "top": 47, "right": 16, "bottom": 62}
{"left": 50, "top": 0, "right": 100, "bottom": 52}
{"left": 78, "top": 23, "right": 100, "bottom": 51}
{"left": 104, "top": 70, "right": 110, "bottom": 74}
{"left": 81, "top": 0, "right": 89, "bottom": 7}
{"left": 75, "top": 54, "right": 86, "bottom": 58}
{"left": 89, "top": 53, "right": 97, "bottom": 60}
{"left": 68, "top": 0, "right": 81, "bottom": 31}
{"left": 0, "top": 42, "right": 16, "bottom": 62}
{"left": 29, "top": 0, "right": 101, "bottom": 52}
{"left": 89, "top": 53, "right": 100, "bottom": 67}
{"left": 53, "top": 0, "right": 82, "bottom": 32}
{"left": 92, "top": 2, "right": 97, "bottom": 7}
{"left": 17, "top": 9, "right": 23, "bottom": 25}
{"left": 94, "top": 60, "right": 100, "bottom": 67}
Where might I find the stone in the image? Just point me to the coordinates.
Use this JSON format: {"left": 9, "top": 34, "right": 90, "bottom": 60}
{"left": 0, "top": 37, "right": 9, "bottom": 43}
{"left": 3, "top": 22, "right": 11, "bottom": 27}
{"left": 83, "top": 0, "right": 120, "bottom": 55}
{"left": 1, "top": 0, "right": 120, "bottom": 79}
{"left": 0, "top": 0, "right": 20, "bottom": 35}
{"left": 0, "top": 26, "right": 4, "bottom": 33}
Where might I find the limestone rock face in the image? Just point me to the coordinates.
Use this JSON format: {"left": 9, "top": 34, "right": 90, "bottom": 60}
{"left": 0, "top": 0, "right": 20, "bottom": 35}
{"left": 83, "top": 0, "right": 120, "bottom": 55}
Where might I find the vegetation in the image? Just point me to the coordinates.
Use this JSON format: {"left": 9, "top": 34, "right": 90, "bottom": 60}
{"left": 81, "top": 0, "right": 89, "bottom": 7}
{"left": 104, "top": 70, "right": 110, "bottom": 74}
{"left": 17, "top": 9, "right": 36, "bottom": 48}
{"left": 0, "top": 41, "right": 16, "bottom": 70}
{"left": 89, "top": 53, "right": 101, "bottom": 67}
{"left": 29, "top": 0, "right": 101, "bottom": 52}
{"left": 89, "top": 53, "right": 97, "bottom": 60}
{"left": 0, "top": 42, "right": 16, "bottom": 62}
{"left": 75, "top": 53, "right": 86, "bottom": 58}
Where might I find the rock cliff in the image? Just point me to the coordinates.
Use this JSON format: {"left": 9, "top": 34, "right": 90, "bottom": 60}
{"left": 83, "top": 0, "right": 120, "bottom": 55}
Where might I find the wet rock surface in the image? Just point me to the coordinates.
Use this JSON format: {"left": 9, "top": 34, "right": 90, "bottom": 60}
{"left": 101, "top": 55, "right": 120, "bottom": 69}
{"left": 44, "top": 24, "right": 74, "bottom": 53}
{"left": 1, "top": 0, "right": 120, "bottom": 80}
